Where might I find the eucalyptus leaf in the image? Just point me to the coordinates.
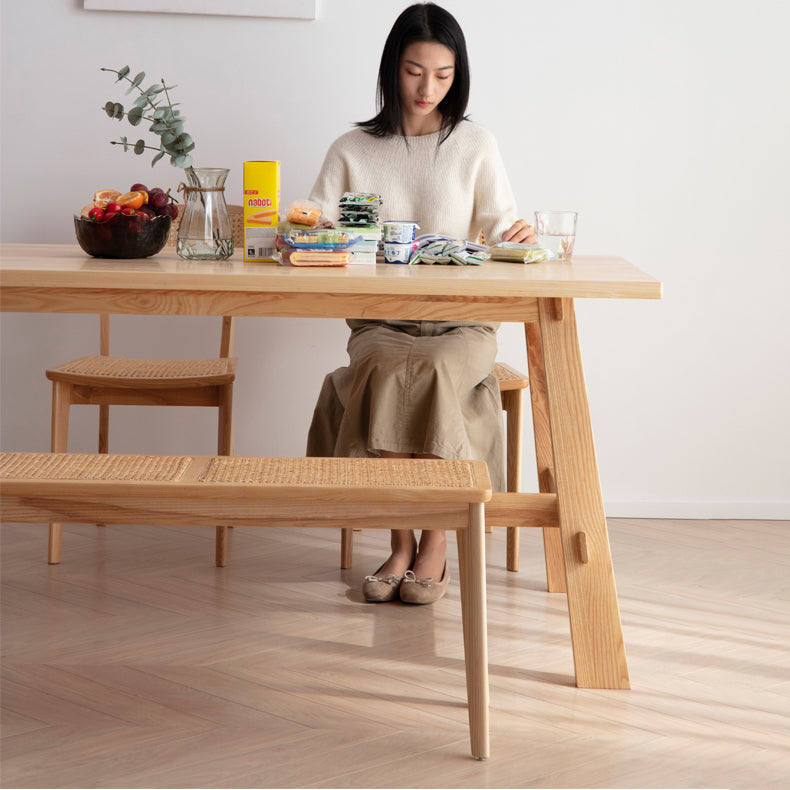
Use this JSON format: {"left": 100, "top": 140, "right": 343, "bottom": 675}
{"left": 120, "top": 135, "right": 128, "bottom": 152}
{"left": 151, "top": 149, "right": 166, "bottom": 166}
{"left": 104, "top": 101, "right": 116, "bottom": 117}
{"left": 127, "top": 106, "right": 144, "bottom": 126}
{"left": 170, "top": 154, "right": 193, "bottom": 168}
{"left": 113, "top": 102, "right": 124, "bottom": 120}
{"left": 126, "top": 71, "right": 145, "bottom": 94}
{"left": 172, "top": 132, "right": 192, "bottom": 149}
{"left": 116, "top": 65, "right": 130, "bottom": 81}
{"left": 134, "top": 139, "right": 146, "bottom": 155}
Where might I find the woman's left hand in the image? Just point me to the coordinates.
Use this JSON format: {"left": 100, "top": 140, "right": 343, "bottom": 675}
{"left": 501, "top": 219, "right": 536, "bottom": 244}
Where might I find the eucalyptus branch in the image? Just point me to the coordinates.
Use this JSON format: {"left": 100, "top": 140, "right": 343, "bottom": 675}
{"left": 100, "top": 65, "right": 195, "bottom": 169}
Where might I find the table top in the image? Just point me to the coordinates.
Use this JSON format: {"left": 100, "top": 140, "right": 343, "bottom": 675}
{"left": 1, "top": 244, "right": 662, "bottom": 301}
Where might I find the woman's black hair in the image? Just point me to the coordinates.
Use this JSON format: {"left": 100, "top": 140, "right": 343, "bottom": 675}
{"left": 356, "top": 2, "right": 470, "bottom": 143}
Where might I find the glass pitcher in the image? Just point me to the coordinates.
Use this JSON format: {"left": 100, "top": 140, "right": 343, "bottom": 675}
{"left": 176, "top": 167, "right": 233, "bottom": 260}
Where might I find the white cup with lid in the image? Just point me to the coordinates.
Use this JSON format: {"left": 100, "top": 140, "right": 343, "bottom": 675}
{"left": 382, "top": 221, "right": 420, "bottom": 243}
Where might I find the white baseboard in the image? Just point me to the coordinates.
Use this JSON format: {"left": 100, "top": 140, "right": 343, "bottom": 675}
{"left": 603, "top": 501, "right": 790, "bottom": 520}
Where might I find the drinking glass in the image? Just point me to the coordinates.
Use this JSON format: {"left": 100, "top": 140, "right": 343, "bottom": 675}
{"left": 535, "top": 210, "right": 577, "bottom": 260}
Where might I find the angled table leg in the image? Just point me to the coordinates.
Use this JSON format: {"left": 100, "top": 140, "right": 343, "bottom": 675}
{"left": 524, "top": 321, "right": 565, "bottom": 593}
{"left": 537, "top": 297, "right": 630, "bottom": 689}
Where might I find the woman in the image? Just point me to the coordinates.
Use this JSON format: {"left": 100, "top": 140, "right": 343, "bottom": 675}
{"left": 307, "top": 2, "right": 535, "bottom": 604}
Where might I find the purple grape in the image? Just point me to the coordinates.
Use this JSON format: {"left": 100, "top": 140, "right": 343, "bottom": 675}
{"left": 158, "top": 203, "right": 178, "bottom": 219}
{"left": 150, "top": 191, "right": 169, "bottom": 210}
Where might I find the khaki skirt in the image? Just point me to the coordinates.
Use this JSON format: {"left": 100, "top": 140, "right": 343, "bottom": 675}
{"left": 306, "top": 319, "right": 504, "bottom": 491}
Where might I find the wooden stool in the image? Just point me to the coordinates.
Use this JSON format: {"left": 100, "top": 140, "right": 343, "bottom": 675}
{"left": 0, "top": 451, "right": 492, "bottom": 761}
{"left": 340, "top": 360, "right": 531, "bottom": 572}
{"left": 43, "top": 207, "right": 245, "bottom": 567}
{"left": 44, "top": 319, "right": 236, "bottom": 566}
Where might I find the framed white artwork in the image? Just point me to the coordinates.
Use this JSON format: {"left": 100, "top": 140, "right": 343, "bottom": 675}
{"left": 83, "top": 0, "right": 317, "bottom": 20}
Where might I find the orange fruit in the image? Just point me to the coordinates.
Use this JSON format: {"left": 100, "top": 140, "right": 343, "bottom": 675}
{"left": 116, "top": 191, "right": 147, "bottom": 210}
{"left": 93, "top": 189, "right": 121, "bottom": 208}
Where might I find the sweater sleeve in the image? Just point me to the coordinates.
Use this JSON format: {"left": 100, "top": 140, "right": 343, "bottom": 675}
{"left": 307, "top": 137, "right": 349, "bottom": 224}
{"left": 470, "top": 130, "right": 519, "bottom": 245}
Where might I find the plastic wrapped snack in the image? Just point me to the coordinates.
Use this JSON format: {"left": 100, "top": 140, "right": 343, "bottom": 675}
{"left": 408, "top": 236, "right": 489, "bottom": 266}
{"left": 488, "top": 242, "right": 553, "bottom": 263}
{"left": 286, "top": 200, "right": 322, "bottom": 228}
{"left": 338, "top": 192, "right": 382, "bottom": 226}
{"left": 283, "top": 229, "right": 359, "bottom": 250}
{"left": 287, "top": 250, "right": 351, "bottom": 267}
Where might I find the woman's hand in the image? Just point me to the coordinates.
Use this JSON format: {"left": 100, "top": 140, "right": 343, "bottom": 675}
{"left": 501, "top": 219, "right": 536, "bottom": 244}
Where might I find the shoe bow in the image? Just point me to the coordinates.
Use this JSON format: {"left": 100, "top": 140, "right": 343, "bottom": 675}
{"left": 363, "top": 573, "right": 401, "bottom": 586}
{"left": 402, "top": 570, "right": 434, "bottom": 587}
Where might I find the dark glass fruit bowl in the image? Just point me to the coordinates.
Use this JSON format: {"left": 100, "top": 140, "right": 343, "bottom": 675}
{"left": 74, "top": 213, "right": 171, "bottom": 258}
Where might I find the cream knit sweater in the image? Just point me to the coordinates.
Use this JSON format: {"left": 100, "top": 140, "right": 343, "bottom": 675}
{"left": 309, "top": 121, "right": 518, "bottom": 244}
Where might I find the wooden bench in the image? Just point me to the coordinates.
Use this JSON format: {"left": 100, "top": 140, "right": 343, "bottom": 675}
{"left": 0, "top": 451, "right": 493, "bottom": 760}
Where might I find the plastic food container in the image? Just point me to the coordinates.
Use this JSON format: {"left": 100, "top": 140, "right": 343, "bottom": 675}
{"left": 382, "top": 221, "right": 420, "bottom": 243}
{"left": 383, "top": 241, "right": 413, "bottom": 263}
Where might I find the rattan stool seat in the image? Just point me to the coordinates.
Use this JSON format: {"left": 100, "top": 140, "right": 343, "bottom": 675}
{"left": 46, "top": 355, "right": 236, "bottom": 388}
{"left": 492, "top": 361, "right": 530, "bottom": 391}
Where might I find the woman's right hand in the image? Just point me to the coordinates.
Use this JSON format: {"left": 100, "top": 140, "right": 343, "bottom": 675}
{"left": 501, "top": 219, "right": 536, "bottom": 244}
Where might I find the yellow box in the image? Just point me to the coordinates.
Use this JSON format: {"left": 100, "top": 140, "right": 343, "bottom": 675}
{"left": 243, "top": 161, "right": 280, "bottom": 262}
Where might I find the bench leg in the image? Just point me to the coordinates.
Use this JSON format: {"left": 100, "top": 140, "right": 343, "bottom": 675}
{"left": 456, "top": 503, "right": 489, "bottom": 760}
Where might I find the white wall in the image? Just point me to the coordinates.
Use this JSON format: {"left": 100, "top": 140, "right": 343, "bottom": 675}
{"left": 1, "top": 0, "right": 788, "bottom": 518}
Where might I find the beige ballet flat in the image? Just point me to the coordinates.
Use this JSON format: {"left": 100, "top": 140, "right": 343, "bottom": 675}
{"left": 399, "top": 564, "right": 449, "bottom": 605}
{"left": 362, "top": 564, "right": 406, "bottom": 602}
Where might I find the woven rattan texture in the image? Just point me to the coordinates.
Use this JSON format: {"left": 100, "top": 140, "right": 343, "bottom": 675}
{"left": 199, "top": 456, "right": 477, "bottom": 489}
{"left": 167, "top": 204, "right": 243, "bottom": 248}
{"left": 0, "top": 453, "right": 192, "bottom": 481}
{"left": 49, "top": 356, "right": 232, "bottom": 380}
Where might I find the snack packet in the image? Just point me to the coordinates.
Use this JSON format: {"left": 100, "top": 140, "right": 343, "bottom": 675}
{"left": 286, "top": 200, "right": 322, "bottom": 228}
{"left": 488, "top": 242, "right": 553, "bottom": 263}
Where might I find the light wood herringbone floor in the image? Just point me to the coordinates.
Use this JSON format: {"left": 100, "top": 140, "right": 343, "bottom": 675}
{"left": 1, "top": 518, "right": 789, "bottom": 789}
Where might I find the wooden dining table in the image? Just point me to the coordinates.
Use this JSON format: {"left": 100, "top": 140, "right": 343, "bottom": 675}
{"left": 0, "top": 242, "right": 662, "bottom": 690}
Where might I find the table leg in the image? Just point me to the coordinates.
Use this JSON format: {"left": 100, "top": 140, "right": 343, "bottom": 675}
{"left": 537, "top": 298, "right": 630, "bottom": 689}
{"left": 524, "top": 321, "right": 565, "bottom": 593}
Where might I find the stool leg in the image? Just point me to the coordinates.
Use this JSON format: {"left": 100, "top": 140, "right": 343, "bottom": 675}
{"left": 340, "top": 527, "right": 354, "bottom": 569}
{"left": 95, "top": 405, "right": 110, "bottom": 529}
{"left": 215, "top": 383, "right": 234, "bottom": 567}
{"left": 48, "top": 381, "right": 71, "bottom": 564}
{"left": 456, "top": 504, "right": 489, "bottom": 760}
{"left": 98, "top": 405, "right": 109, "bottom": 454}
{"left": 502, "top": 388, "right": 523, "bottom": 571}
{"left": 525, "top": 323, "right": 565, "bottom": 593}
